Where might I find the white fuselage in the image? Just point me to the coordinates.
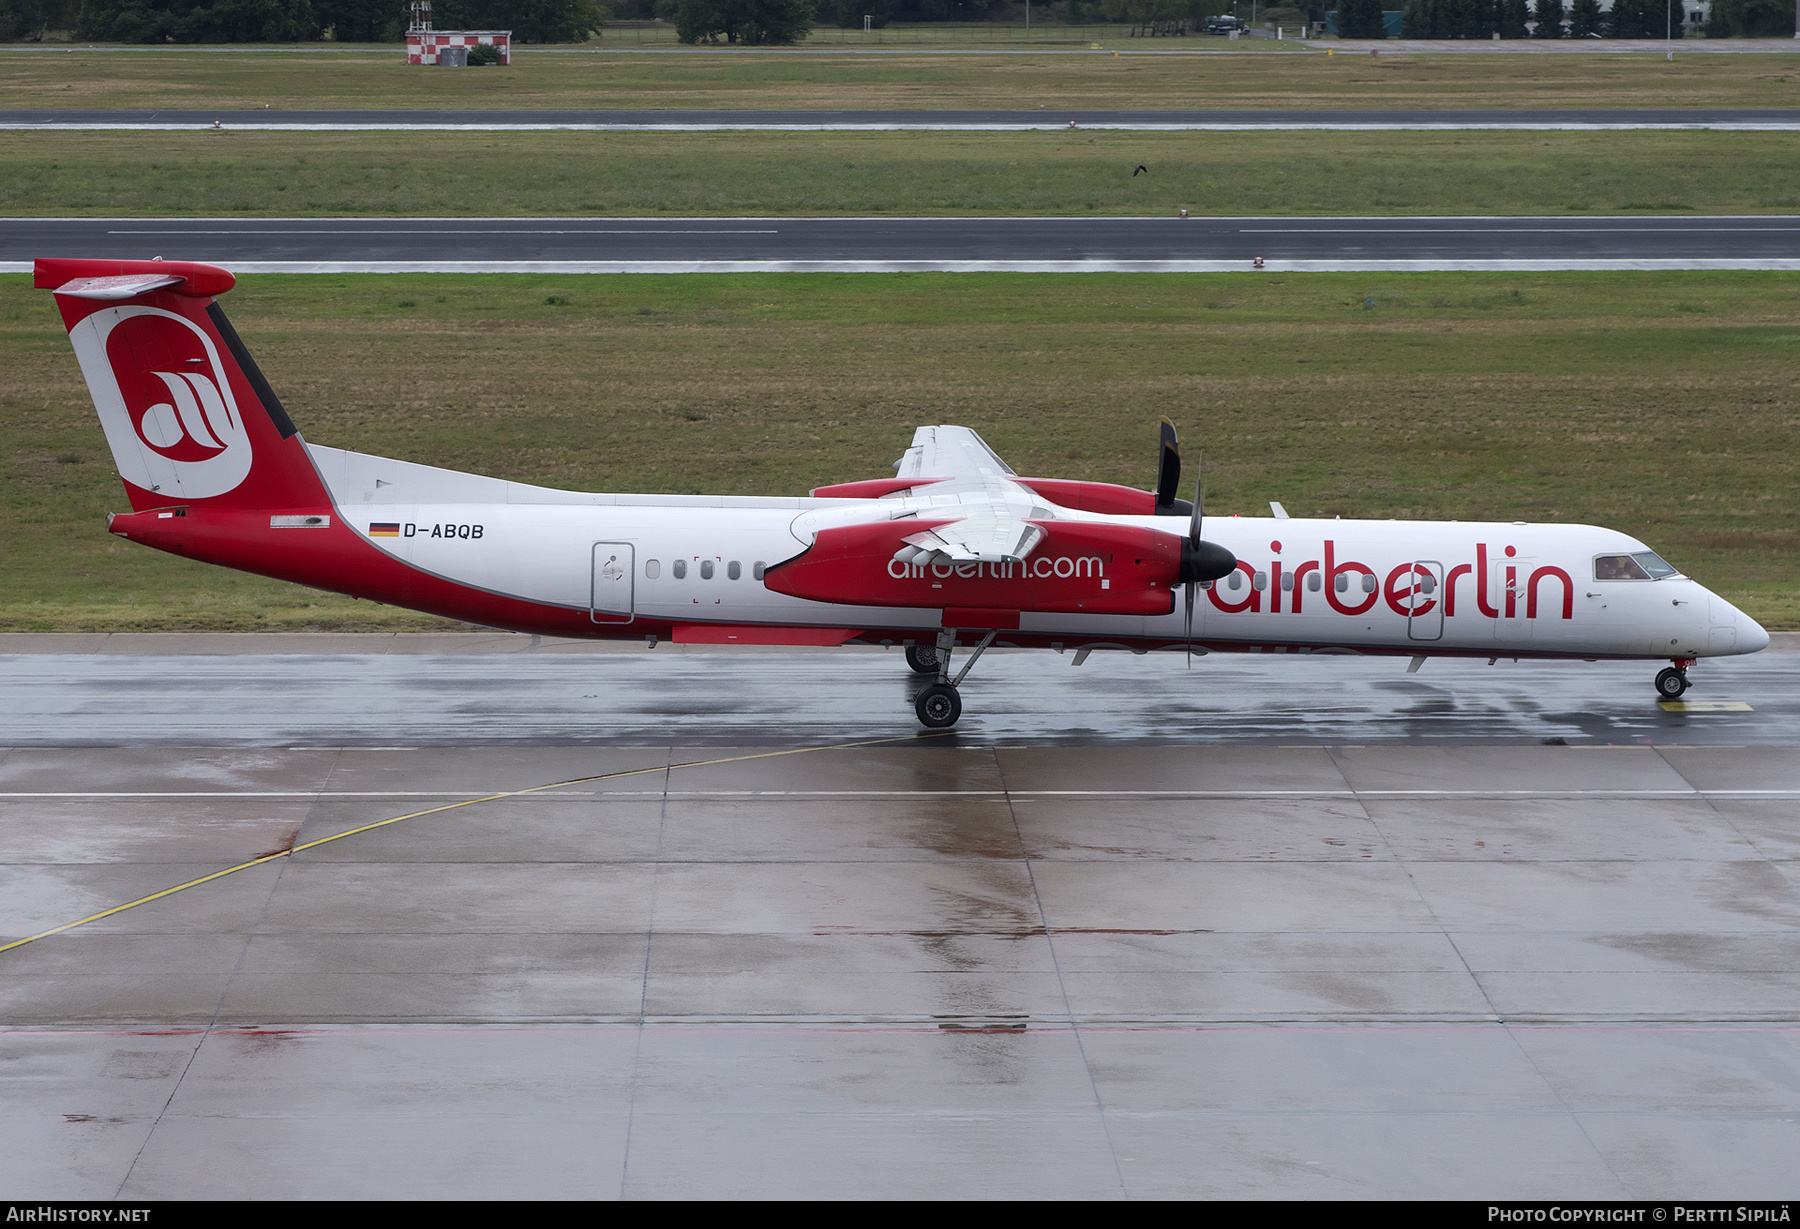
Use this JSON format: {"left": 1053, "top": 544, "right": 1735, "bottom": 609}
{"left": 311, "top": 444, "right": 1769, "bottom": 661}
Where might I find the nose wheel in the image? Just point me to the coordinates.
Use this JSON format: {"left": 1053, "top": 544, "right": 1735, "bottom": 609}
{"left": 904, "top": 644, "right": 940, "bottom": 675}
{"left": 914, "top": 683, "right": 962, "bottom": 729}
{"left": 1655, "top": 665, "right": 1690, "bottom": 699}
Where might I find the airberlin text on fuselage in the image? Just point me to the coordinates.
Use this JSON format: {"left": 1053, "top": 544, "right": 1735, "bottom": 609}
{"left": 1209, "top": 540, "right": 1575, "bottom": 620}
{"left": 887, "top": 555, "right": 1105, "bottom": 581}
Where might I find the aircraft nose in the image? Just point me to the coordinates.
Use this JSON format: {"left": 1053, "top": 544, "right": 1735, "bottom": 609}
{"left": 1701, "top": 587, "right": 1771, "bottom": 655}
{"left": 1739, "top": 608, "right": 1772, "bottom": 654}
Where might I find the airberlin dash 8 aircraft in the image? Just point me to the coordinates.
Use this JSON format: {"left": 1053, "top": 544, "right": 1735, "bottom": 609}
{"left": 40, "top": 257, "right": 1769, "bottom": 729}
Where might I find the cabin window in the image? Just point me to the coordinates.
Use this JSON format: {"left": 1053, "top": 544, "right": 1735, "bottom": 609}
{"left": 1281, "top": 573, "right": 1294, "bottom": 592}
{"left": 1227, "top": 571, "right": 1244, "bottom": 591}
{"left": 700, "top": 559, "right": 715, "bottom": 580}
{"left": 728, "top": 561, "right": 741, "bottom": 580}
{"left": 1362, "top": 573, "right": 1377, "bottom": 593}
{"left": 672, "top": 559, "right": 687, "bottom": 579}
{"left": 753, "top": 561, "right": 767, "bottom": 581}
{"left": 1418, "top": 572, "right": 1435, "bottom": 594}
{"left": 1335, "top": 574, "right": 1349, "bottom": 593}
{"left": 1595, "top": 552, "right": 1678, "bottom": 581}
{"left": 1253, "top": 571, "right": 1267, "bottom": 591}
{"left": 1307, "top": 574, "right": 1321, "bottom": 593}
{"left": 645, "top": 559, "right": 660, "bottom": 579}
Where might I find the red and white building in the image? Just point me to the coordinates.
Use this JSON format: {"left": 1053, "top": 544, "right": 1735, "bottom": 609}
{"left": 406, "top": 31, "right": 511, "bottom": 65}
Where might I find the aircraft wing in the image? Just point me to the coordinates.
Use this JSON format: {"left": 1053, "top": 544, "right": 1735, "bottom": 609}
{"left": 886, "top": 427, "right": 1046, "bottom": 564}
{"left": 897, "top": 487, "right": 1046, "bottom": 564}
{"left": 893, "top": 425, "right": 1017, "bottom": 482}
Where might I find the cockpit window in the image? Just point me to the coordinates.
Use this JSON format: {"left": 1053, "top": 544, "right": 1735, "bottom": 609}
{"left": 1595, "top": 555, "right": 1650, "bottom": 580}
{"left": 1594, "top": 552, "right": 1680, "bottom": 581}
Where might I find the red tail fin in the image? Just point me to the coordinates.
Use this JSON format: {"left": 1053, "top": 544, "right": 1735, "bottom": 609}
{"left": 36, "top": 258, "right": 329, "bottom": 512}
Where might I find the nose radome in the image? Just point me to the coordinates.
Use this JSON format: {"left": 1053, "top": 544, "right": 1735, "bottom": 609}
{"left": 1738, "top": 608, "right": 1772, "bottom": 654}
{"left": 1705, "top": 588, "right": 1771, "bottom": 656}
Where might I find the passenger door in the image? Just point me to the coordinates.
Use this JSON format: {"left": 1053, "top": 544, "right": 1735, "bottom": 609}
{"left": 591, "top": 542, "right": 635, "bottom": 624}
{"left": 1406, "top": 560, "right": 1444, "bottom": 642}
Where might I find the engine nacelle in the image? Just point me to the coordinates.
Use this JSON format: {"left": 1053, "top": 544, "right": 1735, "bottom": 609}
{"left": 764, "top": 518, "right": 1183, "bottom": 617}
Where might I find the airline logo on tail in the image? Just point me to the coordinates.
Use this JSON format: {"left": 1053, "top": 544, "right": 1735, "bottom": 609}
{"left": 70, "top": 306, "right": 252, "bottom": 499}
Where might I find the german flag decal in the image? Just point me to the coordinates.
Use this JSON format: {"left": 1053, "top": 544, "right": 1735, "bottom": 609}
{"left": 369, "top": 522, "right": 401, "bottom": 538}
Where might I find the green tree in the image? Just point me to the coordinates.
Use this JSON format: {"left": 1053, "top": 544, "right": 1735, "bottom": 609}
{"left": 436, "top": 0, "right": 605, "bottom": 40}
{"left": 1441, "top": 0, "right": 1480, "bottom": 34}
{"left": 1495, "top": 0, "right": 1528, "bottom": 34}
{"left": 831, "top": 0, "right": 890, "bottom": 25}
{"left": 1706, "top": 0, "right": 1794, "bottom": 34}
{"left": 1566, "top": 0, "right": 1599, "bottom": 33}
{"left": 676, "top": 0, "right": 812, "bottom": 42}
{"left": 1338, "top": 0, "right": 1387, "bottom": 36}
{"left": 1530, "top": 0, "right": 1560, "bottom": 34}
{"left": 74, "top": 0, "right": 317, "bottom": 41}
{"left": 310, "top": 0, "right": 400, "bottom": 39}
{"left": 0, "top": 0, "right": 72, "bottom": 39}
{"left": 1606, "top": 0, "right": 1646, "bottom": 34}
{"left": 1100, "top": 0, "right": 1218, "bottom": 28}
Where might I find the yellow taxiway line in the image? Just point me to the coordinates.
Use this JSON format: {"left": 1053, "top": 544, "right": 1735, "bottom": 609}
{"left": 0, "top": 733, "right": 947, "bottom": 957}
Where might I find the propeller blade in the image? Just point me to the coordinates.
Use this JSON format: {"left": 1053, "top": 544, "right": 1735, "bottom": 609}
{"left": 1189, "top": 452, "right": 1205, "bottom": 545}
{"left": 1185, "top": 452, "right": 1202, "bottom": 667}
{"left": 1176, "top": 453, "right": 1237, "bottom": 585}
{"left": 1155, "top": 417, "right": 1181, "bottom": 511}
{"left": 1184, "top": 575, "right": 1195, "bottom": 668}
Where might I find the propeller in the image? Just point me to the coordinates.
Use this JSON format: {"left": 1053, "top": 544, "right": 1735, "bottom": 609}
{"left": 1169, "top": 442, "right": 1237, "bottom": 664}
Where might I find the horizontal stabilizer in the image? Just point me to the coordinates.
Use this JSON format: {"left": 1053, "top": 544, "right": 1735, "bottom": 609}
{"left": 54, "top": 274, "right": 187, "bottom": 301}
{"left": 36, "top": 258, "right": 237, "bottom": 299}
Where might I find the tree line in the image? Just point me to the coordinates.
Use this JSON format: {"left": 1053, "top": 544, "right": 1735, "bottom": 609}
{"left": 1340, "top": 0, "right": 1791, "bottom": 37}
{"left": 2, "top": 0, "right": 1787, "bottom": 43}
{"left": 0, "top": 0, "right": 603, "bottom": 42}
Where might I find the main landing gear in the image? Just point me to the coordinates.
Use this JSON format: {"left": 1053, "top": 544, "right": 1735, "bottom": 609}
{"left": 909, "top": 629, "right": 997, "bottom": 729}
{"left": 1656, "top": 659, "right": 1695, "bottom": 700}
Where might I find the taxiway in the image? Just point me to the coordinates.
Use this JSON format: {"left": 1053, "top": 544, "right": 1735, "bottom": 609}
{"left": 2, "top": 637, "right": 1797, "bottom": 1198}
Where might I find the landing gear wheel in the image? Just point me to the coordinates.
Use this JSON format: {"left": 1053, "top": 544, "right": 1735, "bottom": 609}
{"left": 915, "top": 683, "right": 962, "bottom": 729}
{"left": 905, "top": 645, "right": 941, "bottom": 675}
{"left": 1655, "top": 666, "right": 1690, "bottom": 699}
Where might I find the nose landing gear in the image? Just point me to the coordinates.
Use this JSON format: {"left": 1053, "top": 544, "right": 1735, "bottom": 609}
{"left": 910, "top": 628, "right": 997, "bottom": 729}
{"left": 915, "top": 682, "right": 961, "bottom": 728}
{"left": 1655, "top": 659, "right": 1694, "bottom": 699}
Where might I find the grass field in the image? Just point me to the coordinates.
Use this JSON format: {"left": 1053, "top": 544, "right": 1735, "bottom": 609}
{"left": 6, "top": 128, "right": 1798, "bottom": 216}
{"left": 5, "top": 46, "right": 1799, "bottom": 111}
{"left": 3, "top": 271, "right": 1795, "bottom": 632}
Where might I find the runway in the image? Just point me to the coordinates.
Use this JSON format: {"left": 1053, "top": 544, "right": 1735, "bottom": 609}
{"left": 6, "top": 107, "right": 1799, "bottom": 131}
{"left": 9, "top": 214, "right": 1800, "bottom": 273}
{"left": 2, "top": 636, "right": 1797, "bottom": 1197}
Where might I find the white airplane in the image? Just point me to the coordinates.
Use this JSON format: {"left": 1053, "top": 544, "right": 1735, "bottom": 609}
{"left": 39, "top": 257, "right": 1770, "bottom": 728}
